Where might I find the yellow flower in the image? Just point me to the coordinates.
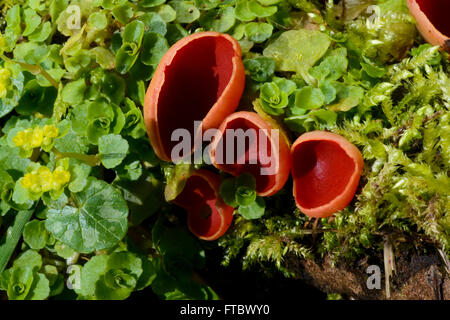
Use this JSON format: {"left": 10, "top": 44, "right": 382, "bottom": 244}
{"left": 30, "top": 127, "right": 44, "bottom": 148}
{"left": 43, "top": 125, "right": 59, "bottom": 138}
{"left": 0, "top": 68, "right": 11, "bottom": 82}
{"left": 22, "top": 165, "right": 71, "bottom": 194}
{"left": 21, "top": 173, "right": 35, "bottom": 189}
{"left": 38, "top": 166, "right": 53, "bottom": 192}
{"left": 52, "top": 166, "right": 71, "bottom": 188}
{"left": 13, "top": 131, "right": 28, "bottom": 147}
{"left": 0, "top": 82, "right": 6, "bottom": 99}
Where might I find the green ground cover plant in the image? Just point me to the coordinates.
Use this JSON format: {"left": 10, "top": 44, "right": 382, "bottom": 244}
{"left": 0, "top": 0, "right": 448, "bottom": 300}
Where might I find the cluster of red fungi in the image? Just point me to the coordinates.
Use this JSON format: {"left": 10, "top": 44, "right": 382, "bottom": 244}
{"left": 142, "top": 0, "right": 449, "bottom": 241}
{"left": 144, "top": 31, "right": 365, "bottom": 241}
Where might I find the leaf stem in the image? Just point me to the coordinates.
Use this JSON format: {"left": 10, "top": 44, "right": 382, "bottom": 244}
{"left": 53, "top": 149, "right": 101, "bottom": 167}
{"left": 0, "top": 53, "right": 59, "bottom": 89}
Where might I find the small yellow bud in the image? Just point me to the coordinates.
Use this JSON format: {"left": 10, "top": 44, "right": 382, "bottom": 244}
{"left": 0, "top": 82, "right": 6, "bottom": 99}
{"left": 13, "top": 131, "right": 27, "bottom": 147}
{"left": 21, "top": 174, "right": 34, "bottom": 189}
{"left": 53, "top": 166, "right": 71, "bottom": 187}
{"left": 0, "top": 68, "right": 11, "bottom": 82}
{"left": 30, "top": 127, "right": 44, "bottom": 148}
{"left": 43, "top": 125, "right": 59, "bottom": 138}
{"left": 37, "top": 167, "right": 53, "bottom": 192}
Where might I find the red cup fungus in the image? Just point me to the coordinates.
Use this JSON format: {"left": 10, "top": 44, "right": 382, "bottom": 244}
{"left": 144, "top": 31, "right": 246, "bottom": 162}
{"left": 291, "top": 131, "right": 364, "bottom": 218}
{"left": 209, "top": 111, "right": 291, "bottom": 197}
{"left": 173, "top": 169, "right": 234, "bottom": 241}
{"left": 407, "top": 0, "right": 450, "bottom": 52}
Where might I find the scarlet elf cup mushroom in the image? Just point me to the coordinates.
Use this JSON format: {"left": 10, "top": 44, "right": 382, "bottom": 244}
{"left": 291, "top": 131, "right": 364, "bottom": 218}
{"left": 173, "top": 169, "right": 234, "bottom": 241}
{"left": 209, "top": 111, "right": 291, "bottom": 197}
{"left": 407, "top": 0, "right": 450, "bottom": 52}
{"left": 144, "top": 31, "right": 246, "bottom": 161}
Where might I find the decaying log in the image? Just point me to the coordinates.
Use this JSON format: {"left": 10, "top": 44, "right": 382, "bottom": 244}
{"left": 287, "top": 251, "right": 450, "bottom": 300}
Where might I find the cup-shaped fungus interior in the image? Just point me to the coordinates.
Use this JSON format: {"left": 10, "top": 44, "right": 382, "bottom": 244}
{"left": 292, "top": 140, "right": 355, "bottom": 209}
{"left": 415, "top": 0, "right": 450, "bottom": 36}
{"left": 157, "top": 36, "right": 235, "bottom": 157}
{"left": 213, "top": 117, "right": 276, "bottom": 195}
{"left": 174, "top": 175, "right": 224, "bottom": 239}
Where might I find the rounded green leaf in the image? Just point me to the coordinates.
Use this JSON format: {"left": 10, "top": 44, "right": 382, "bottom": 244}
{"left": 98, "top": 134, "right": 129, "bottom": 169}
{"left": 140, "top": 32, "right": 169, "bottom": 67}
{"left": 45, "top": 178, "right": 129, "bottom": 254}
{"left": 219, "top": 178, "right": 238, "bottom": 208}
{"left": 243, "top": 57, "right": 275, "bottom": 82}
{"left": 138, "top": 12, "right": 167, "bottom": 36}
{"left": 122, "top": 20, "right": 146, "bottom": 45}
{"left": 238, "top": 197, "right": 265, "bottom": 220}
{"left": 295, "top": 86, "right": 325, "bottom": 110}
{"left": 156, "top": 4, "right": 177, "bottom": 23}
{"left": 248, "top": 0, "right": 277, "bottom": 18}
{"left": 235, "top": 0, "right": 256, "bottom": 22}
{"left": 199, "top": 7, "right": 236, "bottom": 33}
{"left": 170, "top": 1, "right": 200, "bottom": 24}
{"left": 23, "top": 220, "right": 48, "bottom": 250}
{"left": 236, "top": 186, "right": 256, "bottom": 206}
{"left": 88, "top": 12, "right": 108, "bottom": 30}
{"left": 244, "top": 22, "right": 273, "bottom": 43}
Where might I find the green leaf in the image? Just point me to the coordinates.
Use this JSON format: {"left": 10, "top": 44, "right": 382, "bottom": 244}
{"left": 22, "top": 8, "right": 42, "bottom": 37}
{"left": 62, "top": 79, "right": 87, "bottom": 106}
{"left": 248, "top": 0, "right": 277, "bottom": 18}
{"left": 0, "top": 209, "right": 34, "bottom": 274}
{"left": 98, "top": 134, "right": 129, "bottom": 169}
{"left": 45, "top": 177, "right": 129, "bottom": 254}
{"left": 243, "top": 57, "right": 275, "bottom": 82}
{"left": 13, "top": 250, "right": 43, "bottom": 270}
{"left": 239, "top": 197, "right": 265, "bottom": 219}
{"left": 112, "top": 3, "right": 134, "bottom": 24}
{"left": 236, "top": 186, "right": 256, "bottom": 206}
{"left": 235, "top": 0, "right": 256, "bottom": 22}
{"left": 295, "top": 86, "right": 325, "bottom": 110}
{"left": 138, "top": 12, "right": 167, "bottom": 36}
{"left": 141, "top": 33, "right": 169, "bottom": 67}
{"left": 156, "top": 4, "right": 177, "bottom": 23}
{"left": 235, "top": 173, "right": 256, "bottom": 190}
{"left": 309, "top": 52, "right": 348, "bottom": 82}
{"left": 244, "top": 22, "right": 273, "bottom": 43}
{"left": 90, "top": 47, "right": 116, "bottom": 69}
{"left": 16, "top": 80, "right": 57, "bottom": 116}
{"left": 199, "top": 6, "right": 236, "bottom": 33}
{"left": 115, "top": 44, "right": 140, "bottom": 74}
{"left": 141, "top": 0, "right": 166, "bottom": 7}
{"left": 328, "top": 85, "right": 364, "bottom": 112}
{"left": 219, "top": 178, "right": 238, "bottom": 207}
{"left": 164, "top": 163, "right": 194, "bottom": 202}
{"left": 319, "top": 80, "right": 337, "bottom": 104}
{"left": 88, "top": 12, "right": 108, "bottom": 30}
{"left": 54, "top": 241, "right": 76, "bottom": 259}
{"left": 27, "top": 22, "right": 52, "bottom": 42}
{"left": 6, "top": 267, "right": 34, "bottom": 300}
{"left": 77, "top": 254, "right": 108, "bottom": 298}
{"left": 115, "top": 172, "right": 163, "bottom": 225}
{"left": 123, "top": 20, "right": 146, "bottom": 45}
{"left": 263, "top": 29, "right": 331, "bottom": 84}
{"left": 170, "top": 1, "right": 200, "bottom": 24}
{"left": 68, "top": 161, "right": 92, "bottom": 193}
{"left": 23, "top": 220, "right": 48, "bottom": 250}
